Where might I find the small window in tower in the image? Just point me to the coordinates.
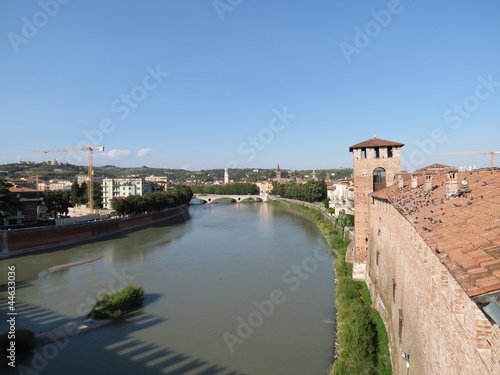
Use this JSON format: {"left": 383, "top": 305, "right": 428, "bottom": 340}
{"left": 361, "top": 148, "right": 367, "bottom": 159}
{"left": 374, "top": 147, "right": 380, "bottom": 158}
{"left": 387, "top": 146, "right": 393, "bottom": 158}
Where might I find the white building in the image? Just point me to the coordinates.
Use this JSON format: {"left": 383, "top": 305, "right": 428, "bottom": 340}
{"left": 77, "top": 173, "right": 103, "bottom": 186}
{"left": 327, "top": 179, "right": 354, "bottom": 216}
{"left": 48, "top": 179, "right": 73, "bottom": 191}
{"left": 145, "top": 175, "right": 168, "bottom": 190}
{"left": 102, "top": 177, "right": 159, "bottom": 209}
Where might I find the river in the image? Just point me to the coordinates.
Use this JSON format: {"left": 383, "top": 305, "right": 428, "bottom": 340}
{"left": 0, "top": 203, "right": 336, "bottom": 375}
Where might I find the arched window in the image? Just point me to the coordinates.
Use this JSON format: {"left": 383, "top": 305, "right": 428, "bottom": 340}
{"left": 373, "top": 167, "right": 386, "bottom": 191}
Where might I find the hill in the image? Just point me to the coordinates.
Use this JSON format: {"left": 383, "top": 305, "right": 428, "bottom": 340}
{"left": 0, "top": 163, "right": 352, "bottom": 183}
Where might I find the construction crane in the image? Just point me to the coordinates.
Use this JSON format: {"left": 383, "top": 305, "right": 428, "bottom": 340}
{"left": 34, "top": 146, "right": 105, "bottom": 211}
{"left": 434, "top": 151, "right": 500, "bottom": 168}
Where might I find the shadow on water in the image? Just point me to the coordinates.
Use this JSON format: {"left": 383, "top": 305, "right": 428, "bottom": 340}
{"left": 0, "top": 290, "right": 82, "bottom": 334}
{"left": 0, "top": 295, "right": 248, "bottom": 375}
{"left": 142, "top": 293, "right": 162, "bottom": 307}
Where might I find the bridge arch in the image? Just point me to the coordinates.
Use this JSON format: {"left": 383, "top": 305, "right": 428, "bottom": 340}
{"left": 192, "top": 194, "right": 266, "bottom": 204}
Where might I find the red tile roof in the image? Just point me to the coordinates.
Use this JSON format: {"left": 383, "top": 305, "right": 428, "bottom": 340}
{"left": 349, "top": 137, "right": 405, "bottom": 152}
{"left": 9, "top": 185, "right": 41, "bottom": 193}
{"left": 416, "top": 163, "right": 453, "bottom": 172}
{"left": 372, "top": 169, "right": 500, "bottom": 297}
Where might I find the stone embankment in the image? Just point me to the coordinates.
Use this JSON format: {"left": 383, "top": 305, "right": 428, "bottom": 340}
{"left": 1, "top": 204, "right": 188, "bottom": 257}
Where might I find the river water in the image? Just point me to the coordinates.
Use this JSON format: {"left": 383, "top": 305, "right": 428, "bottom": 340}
{"left": 0, "top": 203, "right": 336, "bottom": 375}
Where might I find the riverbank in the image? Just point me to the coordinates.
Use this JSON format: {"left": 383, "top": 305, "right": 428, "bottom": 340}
{"left": 267, "top": 199, "right": 391, "bottom": 375}
{"left": 0, "top": 204, "right": 189, "bottom": 258}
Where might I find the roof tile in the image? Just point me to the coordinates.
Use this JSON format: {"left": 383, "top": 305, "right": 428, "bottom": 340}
{"left": 373, "top": 169, "right": 500, "bottom": 296}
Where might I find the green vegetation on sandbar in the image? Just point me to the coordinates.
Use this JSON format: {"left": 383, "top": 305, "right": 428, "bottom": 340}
{"left": 268, "top": 200, "right": 391, "bottom": 375}
{"left": 0, "top": 329, "right": 35, "bottom": 358}
{"left": 87, "top": 286, "right": 145, "bottom": 320}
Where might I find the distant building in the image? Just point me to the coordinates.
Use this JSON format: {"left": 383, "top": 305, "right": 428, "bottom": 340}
{"left": 275, "top": 164, "right": 282, "bottom": 182}
{"left": 48, "top": 159, "right": 62, "bottom": 166}
{"left": 224, "top": 168, "right": 229, "bottom": 184}
{"left": 145, "top": 175, "right": 168, "bottom": 191}
{"left": 4, "top": 186, "right": 45, "bottom": 227}
{"left": 415, "top": 163, "right": 451, "bottom": 173}
{"left": 327, "top": 178, "right": 354, "bottom": 216}
{"left": 77, "top": 173, "right": 103, "bottom": 186}
{"left": 48, "top": 180, "right": 73, "bottom": 191}
{"left": 102, "top": 177, "right": 159, "bottom": 209}
{"left": 255, "top": 181, "right": 273, "bottom": 194}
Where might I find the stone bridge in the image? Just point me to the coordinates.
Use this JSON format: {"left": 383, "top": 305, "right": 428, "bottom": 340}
{"left": 192, "top": 194, "right": 268, "bottom": 204}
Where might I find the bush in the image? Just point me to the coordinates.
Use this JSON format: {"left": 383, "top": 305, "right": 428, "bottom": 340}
{"left": 0, "top": 329, "right": 35, "bottom": 356}
{"left": 87, "top": 286, "right": 144, "bottom": 320}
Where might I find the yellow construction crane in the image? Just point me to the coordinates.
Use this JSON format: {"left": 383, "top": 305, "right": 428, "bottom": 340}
{"left": 34, "top": 146, "right": 105, "bottom": 211}
{"left": 434, "top": 151, "right": 500, "bottom": 168}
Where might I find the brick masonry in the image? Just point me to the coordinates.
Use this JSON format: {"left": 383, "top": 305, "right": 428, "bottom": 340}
{"left": 350, "top": 137, "right": 403, "bottom": 279}
{"left": 366, "top": 197, "right": 500, "bottom": 374}
{"left": 349, "top": 137, "right": 500, "bottom": 375}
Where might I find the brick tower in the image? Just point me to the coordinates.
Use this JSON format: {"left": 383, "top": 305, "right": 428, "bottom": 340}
{"left": 349, "top": 137, "right": 404, "bottom": 280}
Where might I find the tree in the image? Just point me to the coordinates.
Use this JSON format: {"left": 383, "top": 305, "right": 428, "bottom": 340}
{"left": 111, "top": 186, "right": 193, "bottom": 216}
{"left": 93, "top": 182, "right": 103, "bottom": 208}
{"left": 70, "top": 180, "right": 102, "bottom": 208}
{"left": 70, "top": 180, "right": 84, "bottom": 205}
{"left": 42, "top": 191, "right": 71, "bottom": 218}
{"left": 271, "top": 179, "right": 327, "bottom": 202}
{"left": 0, "top": 178, "right": 17, "bottom": 219}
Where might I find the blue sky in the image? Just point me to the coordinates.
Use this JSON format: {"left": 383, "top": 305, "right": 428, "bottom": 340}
{"left": 1, "top": 0, "right": 499, "bottom": 171}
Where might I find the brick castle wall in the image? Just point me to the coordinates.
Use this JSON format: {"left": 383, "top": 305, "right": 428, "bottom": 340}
{"left": 367, "top": 197, "right": 500, "bottom": 374}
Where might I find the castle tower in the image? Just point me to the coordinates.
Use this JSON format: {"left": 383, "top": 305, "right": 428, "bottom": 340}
{"left": 276, "top": 164, "right": 282, "bottom": 182}
{"left": 349, "top": 137, "right": 404, "bottom": 280}
{"left": 224, "top": 168, "right": 229, "bottom": 184}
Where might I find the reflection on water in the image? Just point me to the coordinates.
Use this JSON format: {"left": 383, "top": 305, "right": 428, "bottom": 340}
{"left": 0, "top": 204, "right": 335, "bottom": 375}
